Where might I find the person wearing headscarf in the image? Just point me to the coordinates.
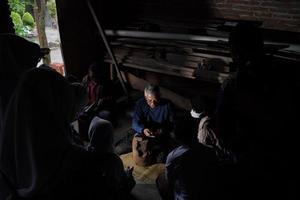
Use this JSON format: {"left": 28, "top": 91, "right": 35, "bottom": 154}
{"left": 87, "top": 116, "right": 135, "bottom": 199}
{"left": 0, "top": 34, "right": 45, "bottom": 133}
{"left": 0, "top": 68, "right": 108, "bottom": 200}
{"left": 190, "top": 96, "right": 235, "bottom": 164}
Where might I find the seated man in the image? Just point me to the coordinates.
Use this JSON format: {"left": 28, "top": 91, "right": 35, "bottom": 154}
{"left": 132, "top": 84, "right": 174, "bottom": 166}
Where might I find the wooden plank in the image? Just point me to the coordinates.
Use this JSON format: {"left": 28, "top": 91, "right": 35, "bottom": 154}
{"left": 105, "top": 58, "right": 230, "bottom": 83}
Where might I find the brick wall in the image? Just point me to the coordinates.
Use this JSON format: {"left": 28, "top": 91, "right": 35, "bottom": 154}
{"left": 209, "top": 0, "right": 300, "bottom": 32}
{"left": 133, "top": 0, "right": 300, "bottom": 33}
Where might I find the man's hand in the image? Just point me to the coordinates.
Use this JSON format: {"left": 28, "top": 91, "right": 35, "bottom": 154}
{"left": 143, "top": 128, "right": 153, "bottom": 137}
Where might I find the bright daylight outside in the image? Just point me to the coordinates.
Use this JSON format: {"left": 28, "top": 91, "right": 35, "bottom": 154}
{"left": 8, "top": 0, "right": 64, "bottom": 75}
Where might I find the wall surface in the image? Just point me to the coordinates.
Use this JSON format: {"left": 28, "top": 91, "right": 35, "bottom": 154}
{"left": 209, "top": 0, "right": 300, "bottom": 32}
{"left": 131, "top": 0, "right": 300, "bottom": 33}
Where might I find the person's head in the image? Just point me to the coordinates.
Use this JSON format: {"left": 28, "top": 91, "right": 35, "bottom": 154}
{"left": 190, "top": 96, "right": 214, "bottom": 119}
{"left": 88, "top": 117, "right": 114, "bottom": 154}
{"left": 0, "top": 34, "right": 47, "bottom": 69}
{"left": 88, "top": 62, "right": 104, "bottom": 81}
{"left": 229, "top": 23, "right": 264, "bottom": 66}
{"left": 144, "top": 84, "right": 160, "bottom": 108}
{"left": 174, "top": 118, "right": 198, "bottom": 146}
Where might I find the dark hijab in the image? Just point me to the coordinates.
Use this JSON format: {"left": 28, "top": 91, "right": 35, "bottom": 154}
{"left": 0, "top": 34, "right": 42, "bottom": 132}
{"left": 0, "top": 68, "right": 75, "bottom": 198}
{"left": 88, "top": 116, "right": 114, "bottom": 154}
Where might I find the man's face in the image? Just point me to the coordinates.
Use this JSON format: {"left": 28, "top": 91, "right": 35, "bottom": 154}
{"left": 144, "top": 92, "right": 159, "bottom": 108}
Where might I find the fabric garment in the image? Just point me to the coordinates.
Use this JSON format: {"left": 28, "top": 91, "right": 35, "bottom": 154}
{"left": 165, "top": 144, "right": 217, "bottom": 200}
{"left": 88, "top": 116, "right": 135, "bottom": 198}
{"left": 132, "top": 97, "right": 174, "bottom": 135}
{"left": 197, "top": 116, "right": 235, "bottom": 164}
{"left": 0, "top": 2, "right": 14, "bottom": 33}
{"left": 87, "top": 116, "right": 114, "bottom": 153}
{"left": 216, "top": 55, "right": 295, "bottom": 198}
{"left": 0, "top": 68, "right": 107, "bottom": 200}
{"left": 81, "top": 75, "right": 114, "bottom": 110}
{"left": 197, "top": 116, "right": 220, "bottom": 148}
{"left": 0, "top": 34, "right": 41, "bottom": 133}
{"left": 131, "top": 97, "right": 174, "bottom": 166}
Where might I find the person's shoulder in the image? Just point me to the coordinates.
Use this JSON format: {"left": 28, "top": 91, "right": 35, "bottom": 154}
{"left": 221, "top": 72, "right": 237, "bottom": 91}
{"left": 166, "top": 145, "right": 189, "bottom": 164}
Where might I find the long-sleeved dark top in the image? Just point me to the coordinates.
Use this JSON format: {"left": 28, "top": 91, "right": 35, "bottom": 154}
{"left": 132, "top": 98, "right": 174, "bottom": 135}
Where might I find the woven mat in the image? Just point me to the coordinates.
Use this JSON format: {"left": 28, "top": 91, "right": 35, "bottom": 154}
{"left": 120, "top": 152, "right": 165, "bottom": 184}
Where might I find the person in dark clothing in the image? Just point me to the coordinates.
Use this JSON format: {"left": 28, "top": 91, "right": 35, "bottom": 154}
{"left": 132, "top": 84, "right": 174, "bottom": 166}
{"left": 81, "top": 61, "right": 114, "bottom": 121}
{"left": 157, "top": 119, "right": 218, "bottom": 200}
{"left": 0, "top": 34, "right": 45, "bottom": 133}
{"left": 78, "top": 61, "right": 115, "bottom": 141}
{"left": 0, "top": 68, "right": 116, "bottom": 200}
{"left": 0, "top": 1, "right": 14, "bottom": 34}
{"left": 216, "top": 22, "right": 293, "bottom": 199}
{"left": 87, "top": 117, "right": 135, "bottom": 199}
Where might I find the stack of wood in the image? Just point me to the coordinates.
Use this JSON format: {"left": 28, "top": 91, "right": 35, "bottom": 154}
{"left": 105, "top": 38, "right": 234, "bottom": 84}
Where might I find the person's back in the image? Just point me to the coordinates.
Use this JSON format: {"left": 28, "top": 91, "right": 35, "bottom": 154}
{"left": 0, "top": 34, "right": 44, "bottom": 133}
{"left": 160, "top": 118, "right": 218, "bottom": 200}
{"left": 166, "top": 143, "right": 217, "bottom": 200}
{"left": 87, "top": 116, "right": 135, "bottom": 199}
{"left": 0, "top": 68, "right": 112, "bottom": 200}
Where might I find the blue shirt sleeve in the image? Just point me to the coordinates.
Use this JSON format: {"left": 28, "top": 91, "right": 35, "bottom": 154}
{"left": 132, "top": 100, "right": 145, "bottom": 134}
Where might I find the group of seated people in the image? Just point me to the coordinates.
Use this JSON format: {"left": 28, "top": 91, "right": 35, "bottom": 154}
{"left": 0, "top": 33, "right": 136, "bottom": 200}
{"left": 1, "top": 21, "right": 293, "bottom": 200}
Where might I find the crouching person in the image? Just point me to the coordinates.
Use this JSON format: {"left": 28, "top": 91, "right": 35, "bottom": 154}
{"left": 156, "top": 119, "right": 218, "bottom": 200}
{"left": 88, "top": 116, "right": 136, "bottom": 199}
{"left": 132, "top": 84, "right": 175, "bottom": 166}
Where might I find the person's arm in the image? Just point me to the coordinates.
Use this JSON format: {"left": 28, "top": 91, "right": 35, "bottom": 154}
{"left": 132, "top": 100, "right": 145, "bottom": 135}
{"left": 96, "top": 80, "right": 114, "bottom": 108}
{"left": 159, "top": 102, "right": 174, "bottom": 136}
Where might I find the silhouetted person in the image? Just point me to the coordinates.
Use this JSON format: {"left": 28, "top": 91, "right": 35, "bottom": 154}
{"left": 217, "top": 22, "right": 291, "bottom": 199}
{"left": 81, "top": 61, "right": 114, "bottom": 121}
{"left": 0, "top": 34, "right": 45, "bottom": 132}
{"left": 0, "top": 68, "right": 114, "bottom": 200}
{"left": 87, "top": 117, "right": 135, "bottom": 199}
{"left": 0, "top": 1, "right": 14, "bottom": 33}
{"left": 157, "top": 118, "right": 218, "bottom": 200}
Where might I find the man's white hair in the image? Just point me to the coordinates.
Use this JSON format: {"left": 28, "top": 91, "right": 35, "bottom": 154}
{"left": 144, "top": 84, "right": 160, "bottom": 95}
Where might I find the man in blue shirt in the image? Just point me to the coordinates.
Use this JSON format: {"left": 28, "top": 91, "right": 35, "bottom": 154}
{"left": 132, "top": 84, "right": 174, "bottom": 166}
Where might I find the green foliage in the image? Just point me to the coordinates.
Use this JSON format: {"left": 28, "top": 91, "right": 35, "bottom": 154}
{"left": 10, "top": 11, "right": 26, "bottom": 37}
{"left": 9, "top": 0, "right": 35, "bottom": 37}
{"left": 47, "top": 0, "right": 57, "bottom": 19}
{"left": 8, "top": 0, "right": 25, "bottom": 16}
{"left": 22, "top": 12, "right": 35, "bottom": 30}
